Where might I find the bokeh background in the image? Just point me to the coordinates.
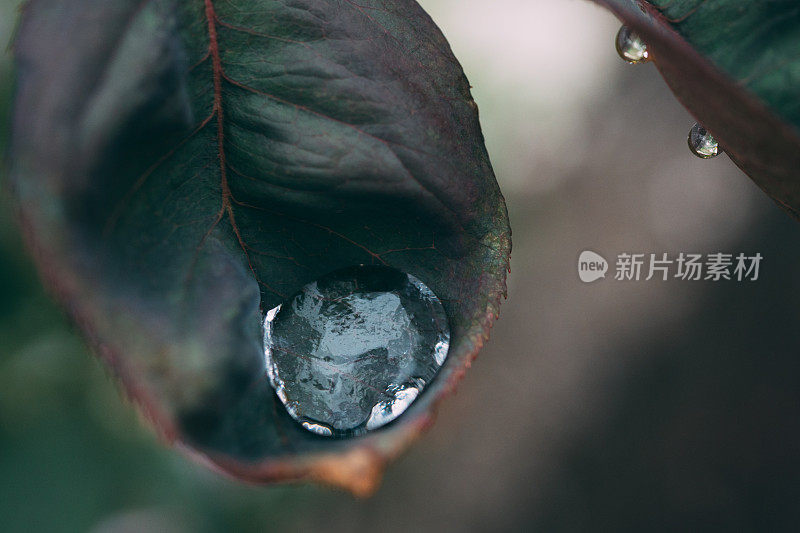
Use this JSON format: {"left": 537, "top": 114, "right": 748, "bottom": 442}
{"left": 2, "top": 0, "right": 800, "bottom": 531}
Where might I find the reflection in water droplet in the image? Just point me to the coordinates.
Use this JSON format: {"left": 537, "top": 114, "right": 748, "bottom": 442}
{"left": 301, "top": 420, "right": 333, "bottom": 437}
{"left": 366, "top": 384, "right": 420, "bottom": 431}
{"left": 263, "top": 265, "right": 450, "bottom": 437}
{"left": 688, "top": 123, "right": 720, "bottom": 159}
{"left": 434, "top": 339, "right": 448, "bottom": 367}
{"left": 615, "top": 26, "right": 650, "bottom": 64}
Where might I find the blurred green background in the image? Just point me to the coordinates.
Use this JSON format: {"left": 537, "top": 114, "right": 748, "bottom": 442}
{"left": 3, "top": 1, "right": 800, "bottom": 531}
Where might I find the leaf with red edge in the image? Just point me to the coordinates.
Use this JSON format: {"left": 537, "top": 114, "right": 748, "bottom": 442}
{"left": 9, "top": 0, "right": 510, "bottom": 495}
{"left": 595, "top": 0, "right": 800, "bottom": 218}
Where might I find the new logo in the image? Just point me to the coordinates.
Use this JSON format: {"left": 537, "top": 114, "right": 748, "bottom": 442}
{"left": 578, "top": 251, "right": 608, "bottom": 283}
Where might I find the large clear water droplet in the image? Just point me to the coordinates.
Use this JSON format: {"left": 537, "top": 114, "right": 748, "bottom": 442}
{"left": 688, "top": 123, "right": 720, "bottom": 159}
{"left": 616, "top": 26, "right": 650, "bottom": 64}
{"left": 263, "top": 265, "right": 450, "bottom": 437}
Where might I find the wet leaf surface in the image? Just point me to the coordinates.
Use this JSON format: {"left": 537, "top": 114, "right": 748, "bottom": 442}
{"left": 595, "top": 0, "right": 800, "bottom": 218}
{"left": 9, "top": 0, "right": 510, "bottom": 495}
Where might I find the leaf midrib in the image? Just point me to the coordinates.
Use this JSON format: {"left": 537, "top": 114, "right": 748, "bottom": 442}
{"left": 199, "top": 0, "right": 263, "bottom": 290}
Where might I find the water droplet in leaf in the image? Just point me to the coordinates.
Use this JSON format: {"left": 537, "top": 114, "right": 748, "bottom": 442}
{"left": 688, "top": 123, "right": 720, "bottom": 159}
{"left": 616, "top": 26, "right": 650, "bottom": 64}
{"left": 263, "top": 265, "right": 450, "bottom": 437}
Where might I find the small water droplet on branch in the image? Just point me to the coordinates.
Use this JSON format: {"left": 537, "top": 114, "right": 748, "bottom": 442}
{"left": 688, "top": 123, "right": 721, "bottom": 159}
{"left": 616, "top": 26, "right": 651, "bottom": 64}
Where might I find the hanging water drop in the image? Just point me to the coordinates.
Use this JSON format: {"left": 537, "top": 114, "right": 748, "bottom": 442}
{"left": 263, "top": 265, "right": 450, "bottom": 437}
{"left": 688, "top": 123, "right": 720, "bottom": 159}
{"left": 615, "top": 26, "right": 650, "bottom": 64}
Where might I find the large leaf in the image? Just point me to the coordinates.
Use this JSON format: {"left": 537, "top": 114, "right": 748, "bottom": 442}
{"left": 9, "top": 0, "right": 510, "bottom": 495}
{"left": 594, "top": 0, "right": 800, "bottom": 218}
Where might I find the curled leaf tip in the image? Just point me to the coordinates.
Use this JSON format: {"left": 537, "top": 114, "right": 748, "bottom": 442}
{"left": 10, "top": 0, "right": 510, "bottom": 492}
